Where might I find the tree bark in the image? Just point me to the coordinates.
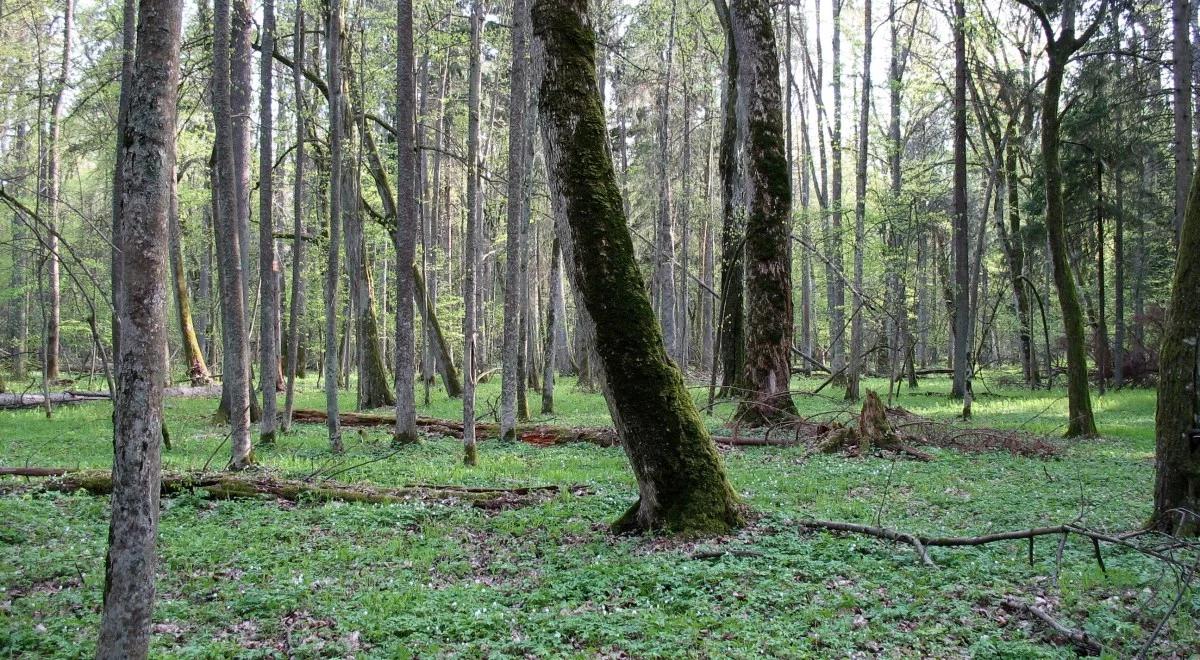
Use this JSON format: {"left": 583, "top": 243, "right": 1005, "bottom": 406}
{"left": 847, "top": 0, "right": 872, "bottom": 402}
{"left": 108, "top": 0, "right": 136, "bottom": 384}
{"left": 282, "top": 6, "right": 305, "bottom": 432}
{"left": 714, "top": 0, "right": 745, "bottom": 397}
{"left": 1152, "top": 154, "right": 1200, "bottom": 537}
{"left": 212, "top": 0, "right": 253, "bottom": 468}
{"left": 1176, "top": 0, "right": 1194, "bottom": 243}
{"left": 533, "top": 0, "right": 742, "bottom": 534}
{"left": 259, "top": 0, "right": 280, "bottom": 444}
{"left": 463, "top": 0, "right": 483, "bottom": 466}
{"left": 95, "top": 0, "right": 181, "bottom": 653}
{"left": 43, "top": 0, "right": 72, "bottom": 383}
{"left": 951, "top": 0, "right": 970, "bottom": 400}
{"left": 654, "top": 0, "right": 678, "bottom": 362}
{"left": 728, "top": 0, "right": 797, "bottom": 425}
{"left": 502, "top": 0, "right": 531, "bottom": 442}
{"left": 828, "top": 0, "right": 847, "bottom": 385}
{"left": 393, "top": 0, "right": 418, "bottom": 443}
{"left": 168, "top": 166, "right": 211, "bottom": 385}
{"left": 324, "top": 0, "right": 345, "bottom": 452}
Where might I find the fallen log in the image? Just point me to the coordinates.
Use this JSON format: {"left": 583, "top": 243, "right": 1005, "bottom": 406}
{"left": 0, "top": 467, "right": 573, "bottom": 509}
{"left": 289, "top": 409, "right": 621, "bottom": 447}
{"left": 0, "top": 391, "right": 110, "bottom": 409}
{"left": 1001, "top": 596, "right": 1103, "bottom": 655}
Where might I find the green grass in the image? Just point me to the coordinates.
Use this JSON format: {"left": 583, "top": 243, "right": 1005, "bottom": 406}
{"left": 0, "top": 371, "right": 1195, "bottom": 657}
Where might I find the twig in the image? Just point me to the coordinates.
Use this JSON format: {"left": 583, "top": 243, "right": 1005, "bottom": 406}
{"left": 1001, "top": 596, "right": 1102, "bottom": 655}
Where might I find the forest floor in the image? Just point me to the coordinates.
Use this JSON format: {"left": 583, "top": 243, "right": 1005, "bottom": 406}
{"left": 1, "top": 372, "right": 1197, "bottom": 657}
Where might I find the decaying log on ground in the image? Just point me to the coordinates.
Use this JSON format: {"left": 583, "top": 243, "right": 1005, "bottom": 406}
{"left": 289, "top": 409, "right": 621, "bottom": 447}
{"left": 0, "top": 467, "right": 574, "bottom": 509}
{"left": 0, "top": 391, "right": 111, "bottom": 409}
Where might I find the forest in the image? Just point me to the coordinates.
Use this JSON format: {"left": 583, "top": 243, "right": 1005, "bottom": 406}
{"left": 1, "top": 0, "right": 1199, "bottom": 654}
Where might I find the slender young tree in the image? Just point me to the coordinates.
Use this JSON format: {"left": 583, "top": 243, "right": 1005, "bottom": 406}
{"left": 951, "top": 0, "right": 969, "bottom": 400}
{"left": 1016, "top": 0, "right": 1105, "bottom": 437}
{"left": 1175, "top": 0, "right": 1193, "bottom": 242}
{"left": 109, "top": 0, "right": 136, "bottom": 381}
{"left": 282, "top": 6, "right": 305, "bottom": 431}
{"left": 43, "top": 0, "right": 73, "bottom": 383}
{"left": 533, "top": 0, "right": 742, "bottom": 533}
{"left": 259, "top": 0, "right": 279, "bottom": 444}
{"left": 847, "top": 0, "right": 872, "bottom": 402}
{"left": 394, "top": 0, "right": 419, "bottom": 444}
{"left": 501, "top": 0, "right": 531, "bottom": 443}
{"left": 729, "top": 0, "right": 797, "bottom": 424}
{"left": 95, "top": 0, "right": 182, "bottom": 653}
{"left": 324, "top": 0, "right": 345, "bottom": 452}
{"left": 212, "top": 0, "right": 253, "bottom": 467}
{"left": 654, "top": 0, "right": 678, "bottom": 360}
{"left": 463, "top": 0, "right": 483, "bottom": 466}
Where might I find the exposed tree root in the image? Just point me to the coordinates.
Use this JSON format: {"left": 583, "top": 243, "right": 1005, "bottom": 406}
{"left": 1001, "top": 596, "right": 1102, "bottom": 655}
{"left": 0, "top": 467, "right": 575, "bottom": 510}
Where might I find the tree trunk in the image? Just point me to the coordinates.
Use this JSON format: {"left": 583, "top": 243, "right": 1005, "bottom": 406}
{"left": 715, "top": 0, "right": 745, "bottom": 396}
{"left": 393, "top": 0, "right": 418, "bottom": 443}
{"left": 501, "top": 0, "right": 531, "bottom": 442}
{"left": 1152, "top": 156, "right": 1200, "bottom": 537}
{"left": 1176, "top": 0, "right": 1194, "bottom": 242}
{"left": 258, "top": 0, "right": 279, "bottom": 443}
{"left": 43, "top": 0, "right": 72, "bottom": 383}
{"left": 542, "top": 236, "right": 562, "bottom": 413}
{"left": 1113, "top": 159, "right": 1125, "bottom": 388}
{"left": 95, "top": 0, "right": 181, "bottom": 653}
{"left": 212, "top": 0, "right": 253, "bottom": 468}
{"left": 282, "top": 5, "right": 305, "bottom": 432}
{"left": 10, "top": 124, "right": 30, "bottom": 380}
{"left": 168, "top": 165, "right": 211, "bottom": 385}
{"left": 847, "top": 0, "right": 871, "bottom": 402}
{"left": 463, "top": 0, "right": 483, "bottom": 466}
{"left": 654, "top": 0, "right": 678, "bottom": 362}
{"left": 324, "top": 0, "right": 344, "bottom": 452}
{"left": 726, "top": 0, "right": 797, "bottom": 425}
{"left": 827, "top": 0, "right": 847, "bottom": 385}
{"left": 951, "top": 0, "right": 969, "bottom": 400}
{"left": 533, "top": 0, "right": 742, "bottom": 534}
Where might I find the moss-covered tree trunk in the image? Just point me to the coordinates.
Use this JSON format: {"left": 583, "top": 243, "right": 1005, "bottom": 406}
{"left": 724, "top": 0, "right": 797, "bottom": 425}
{"left": 1153, "top": 155, "right": 1200, "bottom": 536}
{"left": 532, "top": 0, "right": 742, "bottom": 534}
{"left": 168, "top": 165, "right": 212, "bottom": 386}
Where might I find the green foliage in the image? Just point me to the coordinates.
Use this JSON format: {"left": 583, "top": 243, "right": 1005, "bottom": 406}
{"left": 0, "top": 375, "right": 1195, "bottom": 657}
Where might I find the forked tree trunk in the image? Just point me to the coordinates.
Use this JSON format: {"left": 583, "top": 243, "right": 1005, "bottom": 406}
{"left": 533, "top": 0, "right": 742, "bottom": 534}
{"left": 1152, "top": 157, "right": 1200, "bottom": 536}
{"left": 96, "top": 0, "right": 182, "bottom": 654}
{"left": 727, "top": 0, "right": 797, "bottom": 425}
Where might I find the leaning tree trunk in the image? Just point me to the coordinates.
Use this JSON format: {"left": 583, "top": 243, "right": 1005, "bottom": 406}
{"left": 95, "top": 0, "right": 181, "bottom": 654}
{"left": 258, "top": 0, "right": 280, "bottom": 443}
{"left": 533, "top": 0, "right": 742, "bottom": 534}
{"left": 1042, "top": 51, "right": 1098, "bottom": 437}
{"left": 727, "top": 0, "right": 797, "bottom": 425}
{"left": 168, "top": 164, "right": 211, "bottom": 385}
{"left": 212, "top": 0, "right": 253, "bottom": 468}
{"left": 393, "top": 0, "right": 419, "bottom": 443}
{"left": 1152, "top": 155, "right": 1200, "bottom": 537}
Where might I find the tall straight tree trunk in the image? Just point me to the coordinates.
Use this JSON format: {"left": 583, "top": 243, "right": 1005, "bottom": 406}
{"left": 542, "top": 236, "right": 563, "bottom": 413}
{"left": 1017, "top": 0, "right": 1102, "bottom": 437}
{"left": 825, "top": 0, "right": 847, "bottom": 385}
{"left": 463, "top": 0, "right": 483, "bottom": 466}
{"left": 999, "top": 136, "right": 1039, "bottom": 387}
{"left": 1152, "top": 154, "right": 1200, "bottom": 537}
{"left": 168, "top": 167, "right": 211, "bottom": 385}
{"left": 108, "top": 0, "right": 136, "bottom": 384}
{"left": 678, "top": 80, "right": 692, "bottom": 372}
{"left": 259, "top": 0, "right": 279, "bottom": 444}
{"left": 8, "top": 124, "right": 30, "bottom": 380}
{"left": 43, "top": 0, "right": 72, "bottom": 383}
{"left": 213, "top": 0, "right": 253, "bottom": 468}
{"left": 715, "top": 0, "right": 745, "bottom": 396}
{"left": 95, "top": 0, "right": 181, "bottom": 653}
{"left": 533, "top": 0, "right": 742, "bottom": 533}
{"left": 728, "top": 0, "right": 796, "bottom": 425}
{"left": 1175, "top": 0, "right": 1193, "bottom": 242}
{"left": 501, "top": 0, "right": 531, "bottom": 442}
{"left": 846, "top": 0, "right": 871, "bottom": 402}
{"left": 324, "top": 0, "right": 345, "bottom": 452}
{"left": 654, "top": 0, "right": 678, "bottom": 361}
{"left": 950, "top": 0, "right": 969, "bottom": 401}
{"left": 393, "top": 0, "right": 419, "bottom": 443}
{"left": 283, "top": 6, "right": 305, "bottom": 432}
{"left": 1113, "top": 160, "right": 1125, "bottom": 388}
